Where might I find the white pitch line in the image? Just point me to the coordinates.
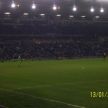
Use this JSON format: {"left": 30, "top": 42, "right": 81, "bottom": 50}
{"left": 40, "top": 98, "right": 86, "bottom": 108}
{"left": 0, "top": 105, "right": 8, "bottom": 108}
{"left": 17, "top": 84, "right": 52, "bottom": 89}
{"left": 0, "top": 88, "right": 86, "bottom": 108}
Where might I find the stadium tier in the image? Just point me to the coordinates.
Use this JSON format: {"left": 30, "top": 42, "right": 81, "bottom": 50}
{"left": 0, "top": 1, "right": 108, "bottom": 60}
{"left": 0, "top": 35, "right": 108, "bottom": 60}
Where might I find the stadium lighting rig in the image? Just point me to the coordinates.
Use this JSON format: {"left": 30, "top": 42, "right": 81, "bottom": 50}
{"left": 11, "top": 1, "right": 16, "bottom": 8}
{"left": 56, "top": 14, "right": 61, "bottom": 17}
{"left": 52, "top": 4, "right": 58, "bottom": 11}
{"left": 90, "top": 7, "right": 95, "bottom": 13}
{"left": 72, "top": 0, "right": 77, "bottom": 12}
{"left": 81, "top": 15, "right": 86, "bottom": 18}
{"left": 69, "top": 15, "right": 74, "bottom": 18}
{"left": 52, "top": 5, "right": 57, "bottom": 11}
{"left": 72, "top": 5, "right": 77, "bottom": 12}
{"left": 4, "top": 12, "right": 11, "bottom": 15}
{"left": 23, "top": 13, "right": 29, "bottom": 16}
{"left": 100, "top": 7, "right": 104, "bottom": 13}
{"left": 1, "top": 0, "right": 107, "bottom": 19}
{"left": 40, "top": 13, "right": 45, "bottom": 16}
{"left": 95, "top": 15, "right": 100, "bottom": 18}
{"left": 31, "top": 2, "right": 36, "bottom": 10}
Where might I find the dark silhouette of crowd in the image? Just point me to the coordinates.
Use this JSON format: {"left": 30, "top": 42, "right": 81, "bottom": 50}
{"left": 0, "top": 35, "right": 108, "bottom": 60}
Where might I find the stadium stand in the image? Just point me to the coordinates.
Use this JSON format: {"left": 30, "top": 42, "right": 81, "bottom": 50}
{"left": 0, "top": 0, "right": 108, "bottom": 60}
{"left": 0, "top": 34, "right": 108, "bottom": 60}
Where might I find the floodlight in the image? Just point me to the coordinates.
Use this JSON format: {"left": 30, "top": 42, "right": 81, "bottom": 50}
{"left": 31, "top": 3, "right": 36, "bottom": 10}
{"left": 100, "top": 8, "right": 104, "bottom": 13}
{"left": 81, "top": 15, "right": 86, "bottom": 18}
{"left": 24, "top": 13, "right": 29, "bottom": 16}
{"left": 4, "top": 12, "right": 11, "bottom": 15}
{"left": 69, "top": 15, "right": 74, "bottom": 18}
{"left": 95, "top": 16, "right": 100, "bottom": 19}
{"left": 11, "top": 1, "right": 16, "bottom": 8}
{"left": 56, "top": 14, "right": 61, "bottom": 17}
{"left": 90, "top": 7, "right": 95, "bottom": 13}
{"left": 40, "top": 14, "right": 45, "bottom": 16}
{"left": 72, "top": 5, "right": 77, "bottom": 12}
{"left": 52, "top": 4, "right": 57, "bottom": 11}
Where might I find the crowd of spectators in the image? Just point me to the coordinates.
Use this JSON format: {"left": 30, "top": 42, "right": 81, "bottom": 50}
{"left": 0, "top": 35, "right": 108, "bottom": 60}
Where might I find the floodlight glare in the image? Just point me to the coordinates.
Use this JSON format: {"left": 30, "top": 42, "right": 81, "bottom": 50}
{"left": 90, "top": 7, "right": 95, "bottom": 13}
{"left": 72, "top": 5, "right": 77, "bottom": 12}
{"left": 31, "top": 3, "right": 36, "bottom": 10}
{"left": 52, "top": 4, "right": 57, "bottom": 11}
{"left": 24, "top": 13, "right": 29, "bottom": 16}
{"left": 40, "top": 14, "right": 45, "bottom": 16}
{"left": 11, "top": 1, "right": 16, "bottom": 8}
{"left": 4, "top": 12, "right": 11, "bottom": 15}
{"left": 81, "top": 15, "right": 86, "bottom": 18}
{"left": 56, "top": 14, "right": 61, "bottom": 17}
{"left": 69, "top": 15, "right": 74, "bottom": 18}
{"left": 100, "top": 8, "right": 104, "bottom": 13}
{"left": 95, "top": 16, "right": 100, "bottom": 19}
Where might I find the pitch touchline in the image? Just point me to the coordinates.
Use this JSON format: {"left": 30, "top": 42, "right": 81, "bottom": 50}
{"left": 0, "top": 88, "right": 86, "bottom": 108}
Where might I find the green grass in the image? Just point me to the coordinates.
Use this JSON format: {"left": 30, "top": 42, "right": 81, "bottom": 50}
{"left": 0, "top": 58, "right": 108, "bottom": 108}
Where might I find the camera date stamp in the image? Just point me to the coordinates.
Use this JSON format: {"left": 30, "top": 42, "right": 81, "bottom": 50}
{"left": 90, "top": 91, "right": 108, "bottom": 98}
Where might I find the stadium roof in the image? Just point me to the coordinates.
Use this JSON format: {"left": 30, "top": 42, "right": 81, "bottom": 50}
{"left": 0, "top": 0, "right": 108, "bottom": 19}
{"left": 0, "top": 0, "right": 108, "bottom": 35}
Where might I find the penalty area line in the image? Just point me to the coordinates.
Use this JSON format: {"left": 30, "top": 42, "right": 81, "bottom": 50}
{"left": 0, "top": 88, "right": 86, "bottom": 108}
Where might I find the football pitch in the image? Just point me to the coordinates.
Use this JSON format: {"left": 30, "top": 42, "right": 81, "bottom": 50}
{"left": 0, "top": 58, "right": 108, "bottom": 108}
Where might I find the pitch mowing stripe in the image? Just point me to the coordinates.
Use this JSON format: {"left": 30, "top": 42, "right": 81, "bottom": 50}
{"left": 0, "top": 88, "right": 86, "bottom": 108}
{"left": 17, "top": 79, "right": 108, "bottom": 90}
